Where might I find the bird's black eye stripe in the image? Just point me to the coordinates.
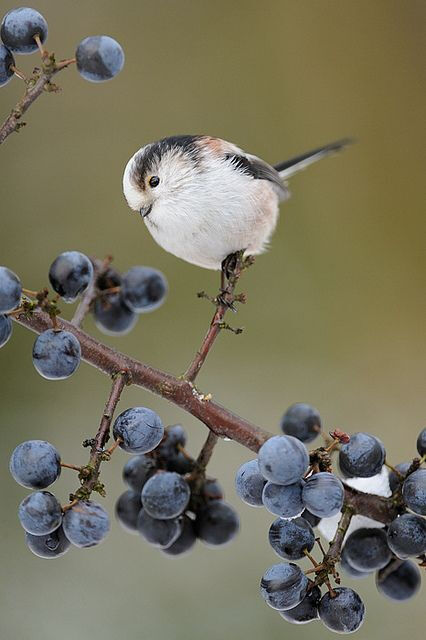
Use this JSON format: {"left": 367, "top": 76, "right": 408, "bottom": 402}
{"left": 149, "top": 176, "right": 160, "bottom": 188}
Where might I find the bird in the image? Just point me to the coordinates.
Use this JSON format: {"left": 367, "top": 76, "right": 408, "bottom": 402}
{"left": 122, "top": 135, "right": 352, "bottom": 273}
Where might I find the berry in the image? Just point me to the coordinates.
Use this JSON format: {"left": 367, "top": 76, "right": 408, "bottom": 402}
{"left": 113, "top": 407, "right": 164, "bottom": 454}
{"left": 280, "top": 402, "right": 321, "bottom": 443}
{"left": 0, "top": 313, "right": 13, "bottom": 347}
{"left": 262, "top": 480, "right": 304, "bottom": 518}
{"left": 18, "top": 491, "right": 62, "bottom": 535}
{"left": 268, "top": 517, "right": 315, "bottom": 560}
{"left": 121, "top": 266, "right": 168, "bottom": 313}
{"left": 302, "top": 472, "right": 344, "bottom": 518}
{"left": 137, "top": 510, "right": 183, "bottom": 548}
{"left": 141, "top": 472, "right": 190, "bottom": 519}
{"left": 1, "top": 7, "right": 48, "bottom": 54}
{"left": 257, "top": 435, "right": 309, "bottom": 485}
{"left": 76, "top": 36, "right": 124, "bottom": 83}
{"left": 260, "top": 563, "right": 308, "bottom": 611}
{"left": 10, "top": 440, "right": 61, "bottom": 489}
{"left": 165, "top": 450, "right": 195, "bottom": 474}
{"left": 122, "top": 454, "right": 157, "bottom": 492}
{"left": 340, "top": 547, "right": 372, "bottom": 579}
{"left": 279, "top": 586, "right": 321, "bottom": 624}
{"left": 25, "top": 526, "right": 71, "bottom": 559}
{"left": 344, "top": 527, "right": 392, "bottom": 571}
{"left": 0, "top": 266, "right": 21, "bottom": 312}
{"left": 339, "top": 432, "right": 385, "bottom": 478}
{"left": 115, "top": 490, "right": 142, "bottom": 532}
{"left": 417, "top": 428, "right": 426, "bottom": 456}
{"left": 162, "top": 424, "right": 186, "bottom": 447}
{"left": 195, "top": 501, "right": 239, "bottom": 546}
{"left": 32, "top": 329, "right": 81, "bottom": 380}
{"left": 301, "top": 509, "right": 321, "bottom": 528}
{"left": 162, "top": 515, "right": 196, "bottom": 556}
{"left": 403, "top": 469, "right": 426, "bottom": 515}
{"left": 62, "top": 500, "right": 110, "bottom": 548}
{"left": 376, "top": 560, "right": 421, "bottom": 601}
{"left": 235, "top": 459, "right": 266, "bottom": 507}
{"left": 387, "top": 513, "right": 426, "bottom": 558}
{"left": 0, "top": 44, "right": 14, "bottom": 86}
{"left": 388, "top": 462, "right": 410, "bottom": 493}
{"left": 48, "top": 251, "right": 93, "bottom": 303}
{"left": 319, "top": 587, "right": 365, "bottom": 633}
{"left": 201, "top": 478, "right": 224, "bottom": 501}
{"left": 93, "top": 291, "right": 137, "bottom": 335}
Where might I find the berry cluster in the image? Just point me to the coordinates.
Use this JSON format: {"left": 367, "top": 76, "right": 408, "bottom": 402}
{"left": 116, "top": 422, "right": 240, "bottom": 555}
{"left": 0, "top": 251, "right": 168, "bottom": 376}
{"left": 9, "top": 439, "right": 109, "bottom": 556}
{"left": 235, "top": 403, "right": 425, "bottom": 634}
{"left": 0, "top": 6, "right": 124, "bottom": 87}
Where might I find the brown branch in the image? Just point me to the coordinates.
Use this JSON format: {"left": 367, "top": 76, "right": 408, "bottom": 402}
{"left": 325, "top": 505, "right": 354, "bottom": 563}
{"left": 184, "top": 252, "right": 246, "bottom": 382}
{"left": 0, "top": 54, "right": 75, "bottom": 146}
{"left": 13, "top": 308, "right": 270, "bottom": 452}
{"left": 12, "top": 307, "right": 405, "bottom": 526}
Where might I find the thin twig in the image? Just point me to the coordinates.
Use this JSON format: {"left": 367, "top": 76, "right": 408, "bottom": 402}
{"left": 0, "top": 54, "right": 75, "bottom": 145}
{"left": 196, "top": 430, "right": 219, "bottom": 471}
{"left": 184, "top": 251, "right": 247, "bottom": 382}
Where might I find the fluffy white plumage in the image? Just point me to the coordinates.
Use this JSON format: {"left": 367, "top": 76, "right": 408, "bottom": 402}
{"left": 122, "top": 135, "right": 350, "bottom": 270}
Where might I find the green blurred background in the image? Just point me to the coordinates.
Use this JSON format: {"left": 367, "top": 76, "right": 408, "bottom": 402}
{"left": 1, "top": 1, "right": 425, "bottom": 638}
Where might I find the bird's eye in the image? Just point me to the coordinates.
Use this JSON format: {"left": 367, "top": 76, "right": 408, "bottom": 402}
{"left": 149, "top": 176, "right": 160, "bottom": 188}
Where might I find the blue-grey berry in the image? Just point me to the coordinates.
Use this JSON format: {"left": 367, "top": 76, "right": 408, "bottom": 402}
{"left": 25, "top": 526, "right": 71, "bottom": 559}
{"left": 260, "top": 562, "right": 308, "bottom": 611}
{"left": 280, "top": 402, "right": 321, "bottom": 443}
{"left": 1, "top": 7, "right": 48, "bottom": 54}
{"left": 376, "top": 560, "right": 421, "bottom": 601}
{"left": 269, "top": 517, "right": 315, "bottom": 560}
{"left": 0, "top": 44, "right": 14, "bottom": 86}
{"left": 113, "top": 407, "right": 164, "bottom": 454}
{"left": 32, "top": 329, "right": 81, "bottom": 380}
{"left": 62, "top": 500, "right": 110, "bottom": 548}
{"left": 195, "top": 501, "right": 239, "bottom": 546}
{"left": 262, "top": 480, "right": 304, "bottom": 518}
{"left": 141, "top": 472, "right": 190, "bottom": 519}
{"left": 344, "top": 527, "right": 392, "bottom": 571}
{"left": 387, "top": 513, "right": 426, "bottom": 558}
{"left": 340, "top": 547, "right": 372, "bottom": 579}
{"left": 0, "top": 266, "right": 21, "bottom": 312}
{"left": 115, "top": 490, "right": 142, "bottom": 533}
{"left": 76, "top": 35, "right": 124, "bottom": 82}
{"left": 417, "top": 428, "right": 426, "bottom": 456}
{"left": 403, "top": 469, "right": 426, "bottom": 515}
{"left": 388, "top": 462, "right": 411, "bottom": 493}
{"left": 302, "top": 472, "right": 344, "bottom": 518}
{"left": 162, "top": 515, "right": 196, "bottom": 556}
{"left": 137, "top": 509, "right": 183, "bottom": 548}
{"left": 48, "top": 251, "right": 93, "bottom": 303}
{"left": 339, "top": 432, "right": 385, "bottom": 478}
{"left": 258, "top": 435, "right": 309, "bottom": 485}
{"left": 319, "top": 587, "right": 365, "bottom": 633}
{"left": 93, "top": 292, "right": 137, "bottom": 336}
{"left": 122, "top": 266, "right": 168, "bottom": 313}
{"left": 0, "top": 314, "right": 13, "bottom": 347}
{"left": 279, "top": 586, "right": 321, "bottom": 624}
{"left": 18, "top": 491, "right": 62, "bottom": 535}
{"left": 235, "top": 459, "right": 266, "bottom": 507}
{"left": 10, "top": 440, "right": 61, "bottom": 489}
{"left": 122, "top": 454, "right": 157, "bottom": 492}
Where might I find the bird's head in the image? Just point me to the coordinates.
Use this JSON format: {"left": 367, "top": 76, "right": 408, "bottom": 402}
{"left": 122, "top": 137, "right": 204, "bottom": 218}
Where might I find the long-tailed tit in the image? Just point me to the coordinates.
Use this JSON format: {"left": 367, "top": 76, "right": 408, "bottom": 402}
{"left": 123, "top": 136, "right": 351, "bottom": 271}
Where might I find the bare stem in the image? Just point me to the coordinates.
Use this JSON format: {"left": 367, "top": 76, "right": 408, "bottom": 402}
{"left": 184, "top": 251, "right": 246, "bottom": 382}
{"left": 196, "top": 430, "right": 219, "bottom": 471}
{"left": 0, "top": 53, "right": 75, "bottom": 145}
{"left": 325, "top": 505, "right": 354, "bottom": 563}
{"left": 61, "top": 462, "right": 82, "bottom": 472}
{"left": 71, "top": 257, "right": 111, "bottom": 328}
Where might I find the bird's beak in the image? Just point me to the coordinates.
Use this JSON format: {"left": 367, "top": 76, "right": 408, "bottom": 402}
{"left": 139, "top": 204, "right": 153, "bottom": 218}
